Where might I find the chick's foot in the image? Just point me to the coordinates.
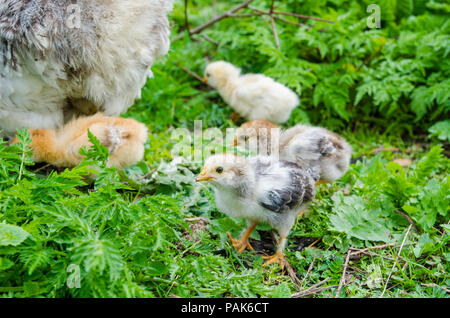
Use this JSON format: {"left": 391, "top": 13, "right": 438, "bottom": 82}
{"left": 227, "top": 232, "right": 254, "bottom": 253}
{"left": 263, "top": 251, "right": 286, "bottom": 269}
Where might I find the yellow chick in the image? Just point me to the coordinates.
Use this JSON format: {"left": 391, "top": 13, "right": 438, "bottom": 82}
{"left": 13, "top": 114, "right": 147, "bottom": 169}
{"left": 203, "top": 61, "right": 299, "bottom": 123}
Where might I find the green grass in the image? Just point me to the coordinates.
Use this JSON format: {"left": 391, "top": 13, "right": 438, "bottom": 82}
{"left": 0, "top": 0, "right": 449, "bottom": 298}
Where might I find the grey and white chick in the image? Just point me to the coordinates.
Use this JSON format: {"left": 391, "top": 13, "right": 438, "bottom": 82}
{"left": 234, "top": 121, "right": 352, "bottom": 183}
{"left": 203, "top": 61, "right": 299, "bottom": 124}
{"left": 196, "top": 154, "right": 316, "bottom": 268}
{"left": 279, "top": 125, "right": 352, "bottom": 183}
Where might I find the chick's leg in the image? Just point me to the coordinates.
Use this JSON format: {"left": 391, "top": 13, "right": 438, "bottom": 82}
{"left": 263, "top": 236, "right": 287, "bottom": 269}
{"left": 227, "top": 221, "right": 257, "bottom": 253}
{"left": 297, "top": 206, "right": 310, "bottom": 217}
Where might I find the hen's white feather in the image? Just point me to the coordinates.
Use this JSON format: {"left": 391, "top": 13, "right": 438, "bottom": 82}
{"left": 0, "top": 0, "right": 172, "bottom": 136}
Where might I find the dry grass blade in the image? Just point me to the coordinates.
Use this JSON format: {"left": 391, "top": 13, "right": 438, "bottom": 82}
{"left": 380, "top": 225, "right": 413, "bottom": 297}
{"left": 291, "top": 277, "right": 335, "bottom": 298}
{"left": 335, "top": 248, "right": 352, "bottom": 298}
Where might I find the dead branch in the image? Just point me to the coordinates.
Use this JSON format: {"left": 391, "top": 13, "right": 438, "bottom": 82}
{"left": 174, "top": 62, "right": 205, "bottom": 83}
{"left": 284, "top": 260, "right": 303, "bottom": 291}
{"left": 200, "top": 34, "right": 219, "bottom": 46}
{"left": 273, "top": 15, "right": 310, "bottom": 29}
{"left": 272, "top": 10, "right": 335, "bottom": 23}
{"left": 349, "top": 243, "right": 413, "bottom": 262}
{"left": 348, "top": 243, "right": 410, "bottom": 255}
{"left": 269, "top": 14, "right": 280, "bottom": 49}
{"left": 175, "top": 0, "right": 328, "bottom": 45}
{"left": 394, "top": 209, "right": 420, "bottom": 233}
{"left": 174, "top": 0, "right": 256, "bottom": 41}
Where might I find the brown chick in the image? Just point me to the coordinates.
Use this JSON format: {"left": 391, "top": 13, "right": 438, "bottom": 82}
{"left": 13, "top": 114, "right": 147, "bottom": 169}
{"left": 233, "top": 120, "right": 281, "bottom": 155}
{"left": 234, "top": 120, "right": 352, "bottom": 183}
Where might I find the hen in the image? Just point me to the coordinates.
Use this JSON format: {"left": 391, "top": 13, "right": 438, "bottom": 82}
{"left": 0, "top": 0, "right": 172, "bottom": 137}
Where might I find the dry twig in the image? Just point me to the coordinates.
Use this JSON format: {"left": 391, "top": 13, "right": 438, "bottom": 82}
{"left": 380, "top": 225, "right": 413, "bottom": 297}
{"left": 284, "top": 260, "right": 303, "bottom": 291}
{"left": 335, "top": 248, "right": 352, "bottom": 298}
{"left": 420, "top": 283, "right": 450, "bottom": 293}
{"left": 299, "top": 259, "right": 315, "bottom": 288}
{"left": 174, "top": 62, "right": 205, "bottom": 83}
{"left": 272, "top": 10, "right": 334, "bottom": 23}
{"left": 175, "top": 0, "right": 330, "bottom": 45}
{"left": 292, "top": 277, "right": 335, "bottom": 298}
{"left": 174, "top": 0, "right": 256, "bottom": 41}
{"left": 394, "top": 209, "right": 420, "bottom": 233}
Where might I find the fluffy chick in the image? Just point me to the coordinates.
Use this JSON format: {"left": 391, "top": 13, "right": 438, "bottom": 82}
{"left": 196, "top": 154, "right": 316, "bottom": 268}
{"left": 203, "top": 61, "right": 299, "bottom": 123}
{"left": 233, "top": 120, "right": 281, "bottom": 155}
{"left": 234, "top": 121, "right": 352, "bottom": 183}
{"left": 14, "top": 114, "right": 147, "bottom": 169}
{"left": 279, "top": 125, "right": 352, "bottom": 183}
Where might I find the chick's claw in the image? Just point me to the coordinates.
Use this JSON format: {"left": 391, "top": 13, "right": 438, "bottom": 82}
{"left": 227, "top": 232, "right": 254, "bottom": 253}
{"left": 263, "top": 251, "right": 286, "bottom": 269}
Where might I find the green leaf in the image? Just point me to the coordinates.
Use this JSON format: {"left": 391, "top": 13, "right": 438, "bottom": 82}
{"left": 329, "top": 193, "right": 392, "bottom": 242}
{"left": 70, "top": 236, "right": 123, "bottom": 281}
{"left": 23, "top": 281, "right": 40, "bottom": 297}
{"left": 273, "top": 282, "right": 291, "bottom": 298}
{"left": 0, "top": 223, "right": 30, "bottom": 246}
{"left": 0, "top": 257, "right": 14, "bottom": 271}
{"left": 146, "top": 261, "right": 169, "bottom": 276}
{"left": 428, "top": 120, "right": 450, "bottom": 141}
{"left": 413, "top": 233, "right": 435, "bottom": 258}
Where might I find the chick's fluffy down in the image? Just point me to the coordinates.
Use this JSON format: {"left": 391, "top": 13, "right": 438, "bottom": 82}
{"left": 23, "top": 114, "right": 148, "bottom": 169}
{"left": 204, "top": 61, "right": 299, "bottom": 123}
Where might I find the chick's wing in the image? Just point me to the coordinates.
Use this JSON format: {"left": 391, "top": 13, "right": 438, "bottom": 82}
{"left": 253, "top": 160, "right": 315, "bottom": 213}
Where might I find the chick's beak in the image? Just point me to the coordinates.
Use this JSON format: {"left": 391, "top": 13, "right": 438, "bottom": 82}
{"left": 196, "top": 167, "right": 214, "bottom": 182}
{"left": 202, "top": 77, "right": 208, "bottom": 84}
{"left": 232, "top": 137, "right": 238, "bottom": 146}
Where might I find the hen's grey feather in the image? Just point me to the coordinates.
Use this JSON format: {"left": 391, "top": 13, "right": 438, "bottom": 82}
{"left": 0, "top": 0, "right": 172, "bottom": 136}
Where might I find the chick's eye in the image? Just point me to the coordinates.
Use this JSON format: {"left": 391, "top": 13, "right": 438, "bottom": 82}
{"left": 241, "top": 135, "right": 249, "bottom": 141}
{"left": 216, "top": 167, "right": 223, "bottom": 174}
{"left": 206, "top": 73, "right": 210, "bottom": 77}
